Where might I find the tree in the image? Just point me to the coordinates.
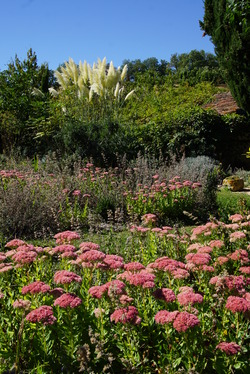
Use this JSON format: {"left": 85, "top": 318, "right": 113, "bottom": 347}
{"left": 200, "top": 0, "right": 250, "bottom": 113}
{"left": 169, "top": 50, "right": 223, "bottom": 85}
{"left": 122, "top": 58, "right": 170, "bottom": 86}
{"left": 0, "top": 49, "right": 55, "bottom": 153}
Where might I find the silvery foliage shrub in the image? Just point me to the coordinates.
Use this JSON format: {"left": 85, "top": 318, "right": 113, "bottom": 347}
{"left": 166, "top": 156, "right": 220, "bottom": 221}
{"left": 166, "top": 156, "right": 219, "bottom": 183}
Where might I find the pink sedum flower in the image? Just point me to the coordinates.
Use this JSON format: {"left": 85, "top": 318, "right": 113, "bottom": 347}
{"left": 89, "top": 284, "right": 109, "bottom": 299}
{"left": 153, "top": 288, "right": 176, "bottom": 303}
{"left": 154, "top": 310, "right": 179, "bottom": 324}
{"left": 79, "top": 242, "right": 100, "bottom": 252}
{"left": 26, "top": 305, "right": 56, "bottom": 325}
{"left": 103, "top": 255, "right": 124, "bottom": 270}
{"left": 173, "top": 311, "right": 200, "bottom": 332}
{"left": 13, "top": 299, "right": 31, "bottom": 310}
{"left": 54, "top": 270, "right": 82, "bottom": 285}
{"left": 186, "top": 253, "right": 211, "bottom": 266}
{"left": 54, "top": 293, "right": 82, "bottom": 308}
{"left": 79, "top": 249, "right": 106, "bottom": 262}
{"left": 0, "top": 253, "right": 6, "bottom": 261}
{"left": 0, "top": 265, "right": 13, "bottom": 273}
{"left": 119, "top": 295, "right": 134, "bottom": 305}
{"left": 110, "top": 306, "right": 141, "bottom": 325}
{"left": 12, "top": 250, "right": 37, "bottom": 264}
{"left": 229, "top": 214, "right": 243, "bottom": 223}
{"left": 239, "top": 266, "right": 250, "bottom": 275}
{"left": 126, "top": 270, "right": 156, "bottom": 287}
{"left": 5, "top": 239, "right": 26, "bottom": 249}
{"left": 22, "top": 281, "right": 51, "bottom": 295}
{"left": 216, "top": 342, "right": 241, "bottom": 355}
{"left": 124, "top": 262, "right": 145, "bottom": 272}
{"left": 229, "top": 231, "right": 246, "bottom": 242}
{"left": 16, "top": 244, "right": 35, "bottom": 252}
{"left": 52, "top": 244, "right": 76, "bottom": 254}
{"left": 54, "top": 230, "right": 80, "bottom": 244}
{"left": 225, "top": 296, "right": 250, "bottom": 313}
{"left": 209, "top": 239, "right": 224, "bottom": 248}
{"left": 107, "top": 280, "right": 126, "bottom": 297}
{"left": 230, "top": 249, "right": 249, "bottom": 264}
{"left": 177, "top": 291, "right": 203, "bottom": 306}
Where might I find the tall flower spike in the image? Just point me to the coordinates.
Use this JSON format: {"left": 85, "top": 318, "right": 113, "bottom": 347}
{"left": 121, "top": 64, "right": 128, "bottom": 81}
{"left": 68, "top": 58, "right": 78, "bottom": 84}
{"left": 79, "top": 60, "right": 89, "bottom": 84}
{"left": 54, "top": 70, "right": 68, "bottom": 89}
{"left": 125, "top": 90, "right": 135, "bottom": 101}
{"left": 114, "top": 82, "right": 120, "bottom": 98}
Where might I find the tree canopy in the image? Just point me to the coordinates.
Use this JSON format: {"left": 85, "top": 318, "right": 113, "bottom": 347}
{"left": 200, "top": 0, "right": 250, "bottom": 113}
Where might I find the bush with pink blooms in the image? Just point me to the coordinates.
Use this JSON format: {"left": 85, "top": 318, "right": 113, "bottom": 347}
{"left": 0, "top": 212, "right": 249, "bottom": 373}
{"left": 0, "top": 155, "right": 224, "bottom": 240}
{"left": 124, "top": 176, "right": 202, "bottom": 225}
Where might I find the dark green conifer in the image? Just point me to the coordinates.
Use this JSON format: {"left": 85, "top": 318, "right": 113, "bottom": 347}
{"left": 200, "top": 0, "right": 250, "bottom": 113}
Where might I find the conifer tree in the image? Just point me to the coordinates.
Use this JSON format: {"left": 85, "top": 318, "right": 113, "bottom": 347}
{"left": 200, "top": 0, "right": 250, "bottom": 114}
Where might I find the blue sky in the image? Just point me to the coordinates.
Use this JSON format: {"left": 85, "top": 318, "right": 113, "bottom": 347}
{"left": 0, "top": 0, "right": 215, "bottom": 71}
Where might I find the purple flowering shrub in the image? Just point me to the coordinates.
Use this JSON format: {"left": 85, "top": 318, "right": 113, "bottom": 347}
{"left": 0, "top": 214, "right": 249, "bottom": 373}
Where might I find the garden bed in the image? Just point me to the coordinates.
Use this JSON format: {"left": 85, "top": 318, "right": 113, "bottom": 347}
{"left": 0, "top": 214, "right": 249, "bottom": 373}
